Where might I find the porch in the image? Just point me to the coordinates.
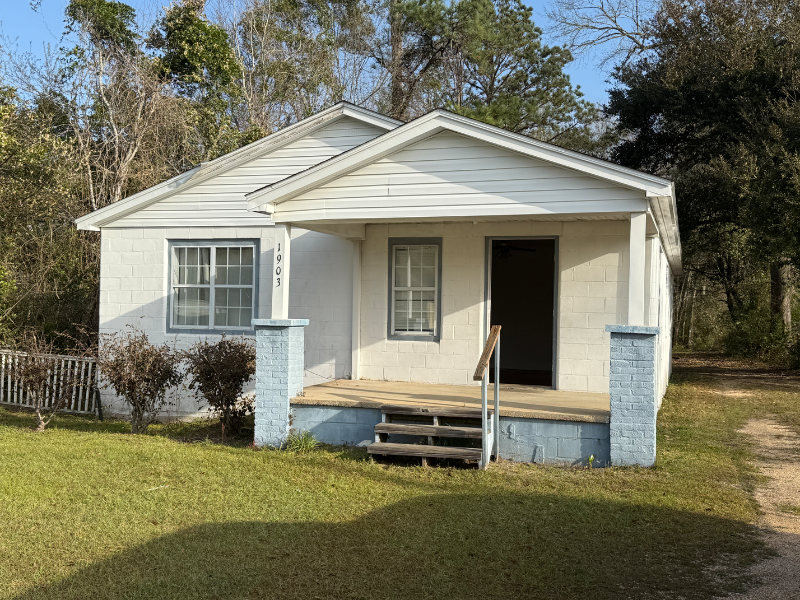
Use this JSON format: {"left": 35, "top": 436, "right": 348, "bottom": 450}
{"left": 293, "top": 379, "right": 610, "bottom": 423}
{"left": 288, "top": 378, "right": 612, "bottom": 466}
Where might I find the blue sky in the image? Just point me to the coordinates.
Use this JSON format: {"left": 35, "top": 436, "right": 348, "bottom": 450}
{"left": 0, "top": 0, "right": 612, "bottom": 105}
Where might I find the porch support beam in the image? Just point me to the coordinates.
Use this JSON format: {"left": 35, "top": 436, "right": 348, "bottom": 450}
{"left": 628, "top": 212, "right": 647, "bottom": 326}
{"left": 272, "top": 224, "right": 291, "bottom": 319}
{"left": 351, "top": 240, "right": 361, "bottom": 380}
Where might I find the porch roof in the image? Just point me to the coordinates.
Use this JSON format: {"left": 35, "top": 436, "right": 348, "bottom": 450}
{"left": 245, "top": 109, "right": 681, "bottom": 273}
{"left": 291, "top": 379, "right": 611, "bottom": 424}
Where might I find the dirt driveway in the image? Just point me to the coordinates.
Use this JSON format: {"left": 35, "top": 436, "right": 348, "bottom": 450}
{"left": 674, "top": 354, "right": 800, "bottom": 598}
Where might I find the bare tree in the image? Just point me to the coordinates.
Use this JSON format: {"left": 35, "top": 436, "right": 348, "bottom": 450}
{"left": 215, "top": 0, "right": 384, "bottom": 133}
{"left": 10, "top": 333, "right": 91, "bottom": 431}
{"left": 545, "top": 0, "right": 659, "bottom": 65}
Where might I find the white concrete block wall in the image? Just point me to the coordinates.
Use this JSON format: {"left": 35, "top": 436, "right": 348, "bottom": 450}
{"left": 98, "top": 226, "right": 353, "bottom": 418}
{"left": 358, "top": 219, "right": 629, "bottom": 393}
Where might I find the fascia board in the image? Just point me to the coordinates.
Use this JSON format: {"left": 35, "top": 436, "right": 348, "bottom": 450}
{"left": 75, "top": 103, "right": 401, "bottom": 230}
{"left": 648, "top": 191, "right": 683, "bottom": 275}
{"left": 248, "top": 110, "right": 674, "bottom": 211}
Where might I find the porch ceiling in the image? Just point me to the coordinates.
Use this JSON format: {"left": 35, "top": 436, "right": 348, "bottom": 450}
{"left": 292, "top": 379, "right": 610, "bottom": 423}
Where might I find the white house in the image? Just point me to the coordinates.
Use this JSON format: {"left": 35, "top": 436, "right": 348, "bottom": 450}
{"left": 77, "top": 102, "right": 681, "bottom": 468}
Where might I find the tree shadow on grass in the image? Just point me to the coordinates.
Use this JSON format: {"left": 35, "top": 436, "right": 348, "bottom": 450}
{"left": 15, "top": 492, "right": 768, "bottom": 600}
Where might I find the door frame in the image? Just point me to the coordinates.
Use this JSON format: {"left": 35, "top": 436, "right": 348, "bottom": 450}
{"left": 483, "top": 236, "right": 559, "bottom": 388}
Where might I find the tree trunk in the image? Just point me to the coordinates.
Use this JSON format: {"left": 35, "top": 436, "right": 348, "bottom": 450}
{"left": 389, "top": 0, "right": 405, "bottom": 120}
{"left": 770, "top": 262, "right": 793, "bottom": 334}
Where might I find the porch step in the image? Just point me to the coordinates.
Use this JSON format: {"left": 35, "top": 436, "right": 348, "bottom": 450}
{"left": 380, "top": 404, "right": 492, "bottom": 419}
{"left": 374, "top": 422, "right": 482, "bottom": 439}
{"left": 367, "top": 442, "right": 483, "bottom": 461}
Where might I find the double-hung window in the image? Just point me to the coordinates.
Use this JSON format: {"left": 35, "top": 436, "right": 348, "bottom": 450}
{"left": 169, "top": 241, "right": 258, "bottom": 331}
{"left": 389, "top": 238, "right": 441, "bottom": 340}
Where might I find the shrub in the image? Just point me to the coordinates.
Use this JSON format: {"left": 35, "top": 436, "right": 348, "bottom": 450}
{"left": 284, "top": 430, "right": 320, "bottom": 453}
{"left": 10, "top": 333, "right": 89, "bottom": 431}
{"left": 183, "top": 335, "right": 255, "bottom": 440}
{"left": 98, "top": 328, "right": 183, "bottom": 434}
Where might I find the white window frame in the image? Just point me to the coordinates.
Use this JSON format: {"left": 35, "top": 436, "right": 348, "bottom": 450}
{"left": 389, "top": 240, "right": 441, "bottom": 340}
{"left": 168, "top": 240, "right": 258, "bottom": 332}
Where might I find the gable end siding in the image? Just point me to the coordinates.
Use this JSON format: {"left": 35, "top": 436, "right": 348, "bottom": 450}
{"left": 113, "top": 117, "right": 388, "bottom": 228}
{"left": 274, "top": 131, "right": 648, "bottom": 221}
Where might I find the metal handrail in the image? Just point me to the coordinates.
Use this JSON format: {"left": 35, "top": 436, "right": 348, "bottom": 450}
{"left": 474, "top": 325, "right": 501, "bottom": 469}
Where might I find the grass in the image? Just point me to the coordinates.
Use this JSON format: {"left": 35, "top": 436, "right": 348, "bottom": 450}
{"left": 0, "top": 353, "right": 797, "bottom": 599}
{"left": 778, "top": 504, "right": 800, "bottom": 516}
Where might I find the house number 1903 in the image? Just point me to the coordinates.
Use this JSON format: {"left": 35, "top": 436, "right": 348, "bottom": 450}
{"left": 275, "top": 243, "right": 282, "bottom": 286}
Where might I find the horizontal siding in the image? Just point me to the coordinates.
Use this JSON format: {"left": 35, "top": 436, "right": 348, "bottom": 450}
{"left": 281, "top": 131, "right": 646, "bottom": 221}
{"left": 113, "top": 117, "right": 387, "bottom": 227}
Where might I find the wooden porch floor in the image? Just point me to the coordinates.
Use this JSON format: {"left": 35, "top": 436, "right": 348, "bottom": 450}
{"left": 292, "top": 379, "right": 610, "bottom": 423}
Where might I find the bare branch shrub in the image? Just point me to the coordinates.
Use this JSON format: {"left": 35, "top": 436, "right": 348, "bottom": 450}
{"left": 10, "top": 333, "right": 91, "bottom": 431}
{"left": 183, "top": 336, "right": 256, "bottom": 440}
{"left": 98, "top": 328, "right": 183, "bottom": 434}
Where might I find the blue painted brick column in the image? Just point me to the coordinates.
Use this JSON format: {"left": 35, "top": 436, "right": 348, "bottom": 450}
{"left": 252, "top": 319, "right": 308, "bottom": 447}
{"left": 605, "top": 324, "right": 660, "bottom": 467}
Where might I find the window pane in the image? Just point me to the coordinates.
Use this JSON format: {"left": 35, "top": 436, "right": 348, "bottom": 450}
{"left": 394, "top": 248, "right": 409, "bottom": 287}
{"left": 241, "top": 288, "right": 253, "bottom": 309}
{"left": 240, "top": 266, "right": 253, "bottom": 286}
{"left": 394, "top": 290, "right": 410, "bottom": 332}
{"left": 410, "top": 247, "right": 423, "bottom": 267}
{"left": 228, "top": 266, "right": 241, "bottom": 285}
{"left": 215, "top": 247, "right": 228, "bottom": 285}
{"left": 241, "top": 247, "right": 254, "bottom": 266}
{"left": 421, "top": 266, "right": 436, "bottom": 287}
{"left": 422, "top": 246, "right": 437, "bottom": 267}
{"left": 229, "top": 247, "right": 241, "bottom": 267}
{"left": 198, "top": 248, "right": 210, "bottom": 285}
{"left": 216, "top": 247, "right": 227, "bottom": 266}
{"left": 197, "top": 288, "right": 209, "bottom": 326}
{"left": 176, "top": 248, "right": 186, "bottom": 284}
{"left": 420, "top": 291, "right": 435, "bottom": 332}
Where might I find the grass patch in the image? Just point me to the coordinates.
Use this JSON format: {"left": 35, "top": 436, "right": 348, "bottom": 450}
{"left": 1, "top": 354, "right": 797, "bottom": 599}
{"left": 778, "top": 504, "right": 800, "bottom": 516}
{"left": 284, "top": 429, "right": 321, "bottom": 453}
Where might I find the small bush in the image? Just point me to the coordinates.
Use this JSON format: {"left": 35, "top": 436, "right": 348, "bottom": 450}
{"left": 284, "top": 430, "right": 320, "bottom": 453}
{"left": 183, "top": 335, "right": 256, "bottom": 440}
{"left": 98, "top": 327, "right": 183, "bottom": 434}
{"left": 10, "top": 333, "right": 90, "bottom": 431}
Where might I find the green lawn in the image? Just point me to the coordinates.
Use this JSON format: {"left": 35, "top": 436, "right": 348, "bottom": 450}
{"left": 1, "top": 354, "right": 796, "bottom": 600}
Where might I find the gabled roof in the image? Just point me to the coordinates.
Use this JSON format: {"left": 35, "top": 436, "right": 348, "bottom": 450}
{"left": 246, "top": 109, "right": 675, "bottom": 210}
{"left": 245, "top": 108, "right": 681, "bottom": 273}
{"left": 75, "top": 102, "right": 403, "bottom": 231}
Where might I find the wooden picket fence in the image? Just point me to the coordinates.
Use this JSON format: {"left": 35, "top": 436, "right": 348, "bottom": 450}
{"left": 0, "top": 350, "right": 102, "bottom": 418}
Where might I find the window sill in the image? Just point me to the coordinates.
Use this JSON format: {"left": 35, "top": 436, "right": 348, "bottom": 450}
{"left": 388, "top": 333, "right": 439, "bottom": 343}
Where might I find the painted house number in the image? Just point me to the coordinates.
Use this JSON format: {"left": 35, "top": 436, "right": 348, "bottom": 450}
{"left": 275, "top": 242, "right": 282, "bottom": 286}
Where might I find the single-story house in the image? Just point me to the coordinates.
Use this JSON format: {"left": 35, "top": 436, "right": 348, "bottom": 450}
{"left": 77, "top": 102, "right": 681, "bottom": 468}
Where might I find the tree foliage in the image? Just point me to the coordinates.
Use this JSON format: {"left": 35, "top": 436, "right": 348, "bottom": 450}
{"left": 608, "top": 0, "right": 800, "bottom": 351}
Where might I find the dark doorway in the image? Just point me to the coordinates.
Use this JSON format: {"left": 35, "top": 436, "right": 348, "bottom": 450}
{"left": 489, "top": 238, "right": 555, "bottom": 386}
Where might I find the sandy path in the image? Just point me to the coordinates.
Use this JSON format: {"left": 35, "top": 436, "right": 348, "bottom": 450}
{"left": 727, "top": 419, "right": 800, "bottom": 599}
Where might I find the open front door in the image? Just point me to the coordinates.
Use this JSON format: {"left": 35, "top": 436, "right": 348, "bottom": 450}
{"left": 488, "top": 238, "right": 556, "bottom": 387}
